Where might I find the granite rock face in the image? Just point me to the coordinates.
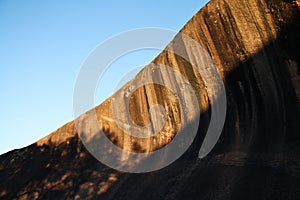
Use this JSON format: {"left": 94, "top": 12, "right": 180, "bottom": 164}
{"left": 0, "top": 0, "right": 299, "bottom": 199}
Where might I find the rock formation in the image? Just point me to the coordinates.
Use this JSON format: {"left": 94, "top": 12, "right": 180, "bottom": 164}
{"left": 0, "top": 0, "right": 299, "bottom": 199}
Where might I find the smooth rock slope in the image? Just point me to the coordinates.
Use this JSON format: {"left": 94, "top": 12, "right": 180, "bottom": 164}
{"left": 0, "top": 0, "right": 299, "bottom": 199}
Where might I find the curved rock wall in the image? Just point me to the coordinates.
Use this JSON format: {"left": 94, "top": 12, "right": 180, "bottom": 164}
{"left": 1, "top": 0, "right": 299, "bottom": 199}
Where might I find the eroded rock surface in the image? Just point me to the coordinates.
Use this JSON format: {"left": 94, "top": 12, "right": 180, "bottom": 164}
{"left": 0, "top": 0, "right": 299, "bottom": 199}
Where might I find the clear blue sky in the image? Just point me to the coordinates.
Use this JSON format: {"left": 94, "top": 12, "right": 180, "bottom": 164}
{"left": 0, "top": 0, "right": 209, "bottom": 155}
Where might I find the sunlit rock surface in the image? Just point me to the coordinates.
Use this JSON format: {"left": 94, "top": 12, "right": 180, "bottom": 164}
{"left": 0, "top": 0, "right": 299, "bottom": 199}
